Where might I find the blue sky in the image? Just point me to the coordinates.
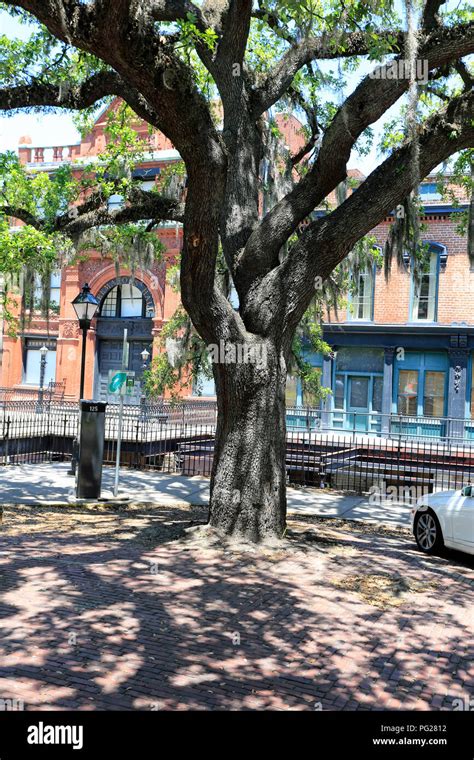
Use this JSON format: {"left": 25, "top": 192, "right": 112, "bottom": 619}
{"left": 0, "top": 6, "right": 419, "bottom": 176}
{"left": 0, "top": 12, "right": 80, "bottom": 151}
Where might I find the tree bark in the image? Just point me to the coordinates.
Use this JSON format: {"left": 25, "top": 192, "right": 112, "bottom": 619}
{"left": 209, "top": 339, "right": 287, "bottom": 542}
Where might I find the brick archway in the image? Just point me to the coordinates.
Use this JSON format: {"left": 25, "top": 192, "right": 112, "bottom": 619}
{"left": 87, "top": 264, "right": 164, "bottom": 320}
{"left": 95, "top": 276, "right": 155, "bottom": 318}
{"left": 89, "top": 274, "right": 157, "bottom": 403}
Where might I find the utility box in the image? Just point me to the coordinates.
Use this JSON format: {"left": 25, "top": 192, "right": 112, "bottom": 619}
{"left": 76, "top": 400, "right": 107, "bottom": 499}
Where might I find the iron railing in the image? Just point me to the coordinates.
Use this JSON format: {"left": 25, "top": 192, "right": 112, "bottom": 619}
{"left": 284, "top": 432, "right": 474, "bottom": 501}
{"left": 0, "top": 380, "right": 65, "bottom": 408}
{"left": 2, "top": 402, "right": 474, "bottom": 501}
{"left": 286, "top": 406, "right": 474, "bottom": 443}
{"left": 2, "top": 396, "right": 474, "bottom": 443}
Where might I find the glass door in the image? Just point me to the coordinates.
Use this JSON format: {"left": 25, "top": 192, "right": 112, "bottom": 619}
{"left": 348, "top": 375, "right": 370, "bottom": 431}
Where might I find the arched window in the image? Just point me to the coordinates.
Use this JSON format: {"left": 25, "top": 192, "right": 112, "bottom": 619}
{"left": 101, "top": 284, "right": 146, "bottom": 318}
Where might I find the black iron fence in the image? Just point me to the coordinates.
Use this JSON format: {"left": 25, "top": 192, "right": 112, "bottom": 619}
{"left": 3, "top": 397, "right": 474, "bottom": 442}
{"left": 2, "top": 401, "right": 474, "bottom": 501}
{"left": 0, "top": 381, "right": 65, "bottom": 407}
{"left": 286, "top": 406, "right": 474, "bottom": 443}
{"left": 284, "top": 433, "right": 474, "bottom": 501}
{"left": 0, "top": 401, "right": 218, "bottom": 469}
{"left": 0, "top": 401, "right": 77, "bottom": 465}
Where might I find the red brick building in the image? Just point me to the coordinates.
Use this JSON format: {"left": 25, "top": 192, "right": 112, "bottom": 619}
{"left": 1, "top": 101, "right": 183, "bottom": 402}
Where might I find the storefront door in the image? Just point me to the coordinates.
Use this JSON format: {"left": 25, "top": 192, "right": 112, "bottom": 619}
{"left": 347, "top": 375, "right": 370, "bottom": 431}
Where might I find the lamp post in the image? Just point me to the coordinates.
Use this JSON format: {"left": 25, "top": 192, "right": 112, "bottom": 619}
{"left": 140, "top": 347, "right": 150, "bottom": 417}
{"left": 37, "top": 344, "right": 48, "bottom": 413}
{"left": 68, "top": 283, "right": 99, "bottom": 476}
{"left": 141, "top": 347, "right": 150, "bottom": 371}
{"left": 71, "top": 283, "right": 100, "bottom": 401}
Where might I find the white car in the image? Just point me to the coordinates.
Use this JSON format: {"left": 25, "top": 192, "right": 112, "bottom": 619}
{"left": 412, "top": 486, "right": 474, "bottom": 556}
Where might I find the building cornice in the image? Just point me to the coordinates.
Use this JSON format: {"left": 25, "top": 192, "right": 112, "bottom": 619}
{"left": 323, "top": 323, "right": 473, "bottom": 335}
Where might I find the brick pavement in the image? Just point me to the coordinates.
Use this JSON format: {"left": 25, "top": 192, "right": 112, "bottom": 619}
{"left": 0, "top": 504, "right": 473, "bottom": 710}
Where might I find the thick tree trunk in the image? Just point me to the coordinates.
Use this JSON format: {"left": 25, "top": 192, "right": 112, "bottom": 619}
{"left": 209, "top": 339, "right": 287, "bottom": 542}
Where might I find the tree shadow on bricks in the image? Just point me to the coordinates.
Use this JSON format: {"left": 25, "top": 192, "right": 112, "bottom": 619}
{"left": 0, "top": 505, "right": 473, "bottom": 710}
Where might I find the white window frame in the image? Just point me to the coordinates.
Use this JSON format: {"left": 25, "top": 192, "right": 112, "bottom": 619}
{"left": 23, "top": 342, "right": 57, "bottom": 386}
{"left": 120, "top": 284, "right": 144, "bottom": 318}
{"left": 349, "top": 267, "right": 374, "bottom": 321}
{"left": 33, "top": 271, "right": 61, "bottom": 310}
{"left": 410, "top": 252, "right": 438, "bottom": 322}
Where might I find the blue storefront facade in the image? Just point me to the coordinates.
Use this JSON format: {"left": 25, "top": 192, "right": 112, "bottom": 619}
{"left": 298, "top": 325, "right": 473, "bottom": 439}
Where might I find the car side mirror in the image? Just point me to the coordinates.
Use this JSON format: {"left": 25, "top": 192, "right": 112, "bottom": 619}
{"left": 461, "top": 485, "right": 473, "bottom": 497}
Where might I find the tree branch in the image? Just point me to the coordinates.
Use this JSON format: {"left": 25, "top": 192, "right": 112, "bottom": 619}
{"left": 422, "top": 0, "right": 445, "bottom": 30}
{"left": 422, "top": 84, "right": 451, "bottom": 101}
{"left": 252, "top": 19, "right": 473, "bottom": 117}
{"left": 237, "top": 21, "right": 474, "bottom": 290}
{"left": 454, "top": 60, "right": 474, "bottom": 90}
{"left": 252, "top": 4, "right": 293, "bottom": 43}
{"left": 214, "top": 0, "right": 252, "bottom": 70}
{"left": 287, "top": 86, "right": 321, "bottom": 166}
{"left": 0, "top": 206, "right": 41, "bottom": 228}
{"left": 57, "top": 191, "right": 185, "bottom": 237}
{"left": 2, "top": 0, "right": 96, "bottom": 47}
{"left": 1, "top": 190, "right": 185, "bottom": 238}
{"left": 0, "top": 70, "right": 123, "bottom": 112}
{"left": 3, "top": 0, "right": 226, "bottom": 197}
{"left": 251, "top": 29, "right": 405, "bottom": 116}
{"left": 149, "top": 0, "right": 206, "bottom": 23}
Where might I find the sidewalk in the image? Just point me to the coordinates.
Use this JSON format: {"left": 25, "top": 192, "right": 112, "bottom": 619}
{"left": 2, "top": 494, "right": 469, "bottom": 711}
{"left": 0, "top": 462, "right": 412, "bottom": 528}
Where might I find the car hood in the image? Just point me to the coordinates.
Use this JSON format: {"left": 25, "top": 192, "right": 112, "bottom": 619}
{"left": 417, "top": 490, "right": 460, "bottom": 508}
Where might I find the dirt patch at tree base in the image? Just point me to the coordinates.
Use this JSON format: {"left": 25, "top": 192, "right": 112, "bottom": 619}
{"left": 331, "top": 573, "right": 440, "bottom": 610}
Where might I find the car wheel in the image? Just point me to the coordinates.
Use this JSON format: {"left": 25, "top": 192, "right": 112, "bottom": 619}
{"left": 414, "top": 509, "right": 444, "bottom": 555}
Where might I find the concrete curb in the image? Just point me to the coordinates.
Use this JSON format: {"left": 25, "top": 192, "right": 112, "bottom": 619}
{"left": 0, "top": 500, "right": 208, "bottom": 510}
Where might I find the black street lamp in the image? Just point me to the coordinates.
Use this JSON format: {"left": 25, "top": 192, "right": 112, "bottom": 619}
{"left": 140, "top": 347, "right": 150, "bottom": 417}
{"left": 141, "top": 347, "right": 150, "bottom": 370}
{"left": 36, "top": 344, "right": 48, "bottom": 413}
{"left": 71, "top": 283, "right": 100, "bottom": 401}
{"left": 68, "top": 283, "right": 99, "bottom": 476}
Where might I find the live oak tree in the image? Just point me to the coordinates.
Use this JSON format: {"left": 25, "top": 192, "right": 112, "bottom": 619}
{"left": 0, "top": 0, "right": 473, "bottom": 541}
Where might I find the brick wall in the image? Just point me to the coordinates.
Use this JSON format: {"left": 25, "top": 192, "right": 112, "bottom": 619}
{"left": 327, "top": 214, "right": 469, "bottom": 326}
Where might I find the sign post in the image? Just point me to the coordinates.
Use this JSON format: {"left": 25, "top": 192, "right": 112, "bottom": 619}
{"left": 107, "top": 329, "right": 136, "bottom": 497}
